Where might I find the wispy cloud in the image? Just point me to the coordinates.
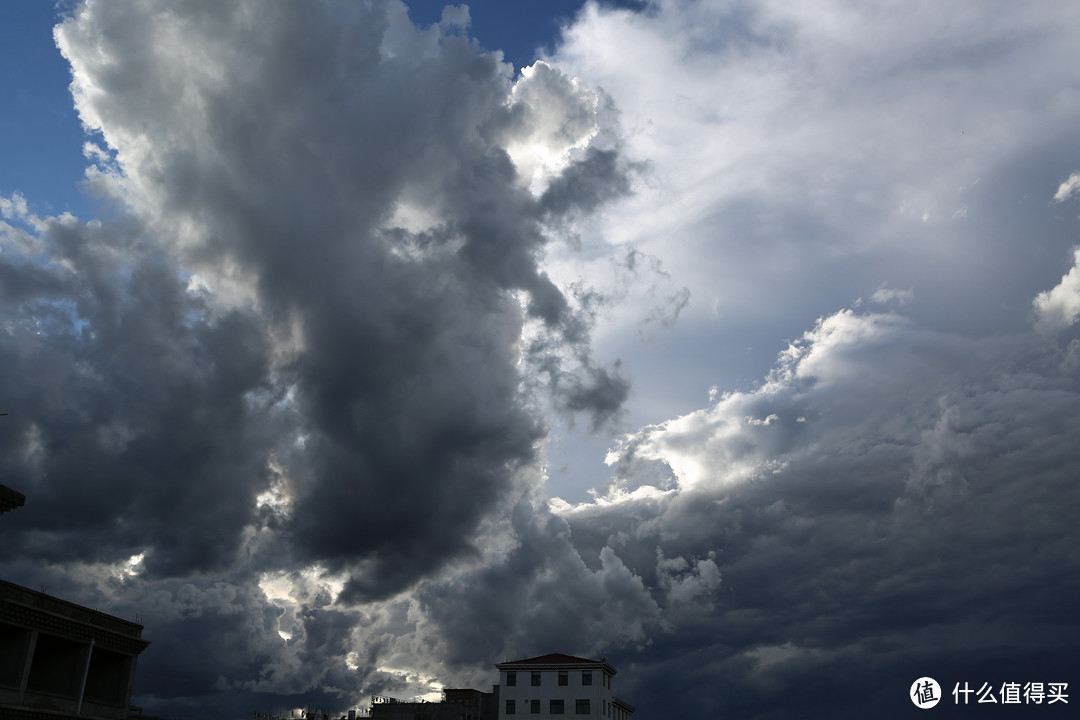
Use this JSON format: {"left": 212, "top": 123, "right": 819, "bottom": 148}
{"left": 1053, "top": 172, "right": 1080, "bottom": 203}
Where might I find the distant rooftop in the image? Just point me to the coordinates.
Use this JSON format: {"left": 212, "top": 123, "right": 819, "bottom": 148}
{"left": 0, "top": 483, "right": 26, "bottom": 515}
{"left": 501, "top": 653, "right": 599, "bottom": 665}
{"left": 495, "top": 653, "right": 617, "bottom": 674}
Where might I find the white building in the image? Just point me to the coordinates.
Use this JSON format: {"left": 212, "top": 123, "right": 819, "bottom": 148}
{"left": 495, "top": 654, "right": 634, "bottom": 720}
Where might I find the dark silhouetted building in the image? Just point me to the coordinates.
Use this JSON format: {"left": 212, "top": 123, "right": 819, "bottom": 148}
{"left": 0, "top": 485, "right": 25, "bottom": 516}
{"left": 370, "top": 687, "right": 498, "bottom": 720}
{"left": 1, "top": 484, "right": 150, "bottom": 720}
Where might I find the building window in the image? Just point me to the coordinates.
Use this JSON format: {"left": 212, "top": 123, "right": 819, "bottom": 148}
{"left": 530, "top": 699, "right": 540, "bottom": 714}
{"left": 603, "top": 701, "right": 607, "bottom": 717}
{"left": 26, "top": 633, "right": 85, "bottom": 697}
{"left": 550, "top": 700, "right": 565, "bottom": 714}
{"left": 558, "top": 670, "right": 568, "bottom": 686}
{"left": 507, "top": 671, "right": 516, "bottom": 686}
{"left": 506, "top": 700, "right": 516, "bottom": 715}
{"left": 582, "top": 671, "right": 592, "bottom": 686}
{"left": 531, "top": 671, "right": 541, "bottom": 686}
{"left": 575, "top": 699, "right": 590, "bottom": 715}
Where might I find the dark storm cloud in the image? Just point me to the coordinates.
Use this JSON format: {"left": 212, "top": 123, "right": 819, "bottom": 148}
{"left": 542, "top": 305, "right": 1080, "bottom": 718}
{"left": 412, "top": 494, "right": 661, "bottom": 668}
{"left": 538, "top": 147, "right": 633, "bottom": 218}
{"left": 5, "top": 1, "right": 1080, "bottom": 718}
{"left": 2, "top": 0, "right": 635, "bottom": 715}
{"left": 0, "top": 210, "right": 275, "bottom": 576}
{"left": 367, "top": 264, "right": 1080, "bottom": 717}
{"left": 42, "top": 0, "right": 630, "bottom": 597}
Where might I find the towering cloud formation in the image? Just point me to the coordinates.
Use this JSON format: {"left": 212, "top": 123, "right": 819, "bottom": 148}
{"left": 40, "top": 0, "right": 626, "bottom": 590}
{"left": 3, "top": 1, "right": 631, "bottom": 713}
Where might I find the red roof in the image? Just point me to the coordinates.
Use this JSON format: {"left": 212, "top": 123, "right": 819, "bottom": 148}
{"left": 502, "top": 653, "right": 601, "bottom": 665}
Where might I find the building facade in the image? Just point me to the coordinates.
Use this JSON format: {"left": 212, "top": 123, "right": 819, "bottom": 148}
{"left": 494, "top": 654, "right": 633, "bottom": 720}
{"left": 1, "top": 485, "right": 150, "bottom": 720}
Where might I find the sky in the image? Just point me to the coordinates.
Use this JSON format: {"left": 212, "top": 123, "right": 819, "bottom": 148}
{"left": 1, "top": 1, "right": 1079, "bottom": 718}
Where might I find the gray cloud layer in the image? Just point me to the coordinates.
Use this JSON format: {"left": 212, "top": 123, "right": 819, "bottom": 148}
{"left": 4, "top": 0, "right": 631, "bottom": 712}
{"left": 3, "top": 1, "right": 1080, "bottom": 718}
